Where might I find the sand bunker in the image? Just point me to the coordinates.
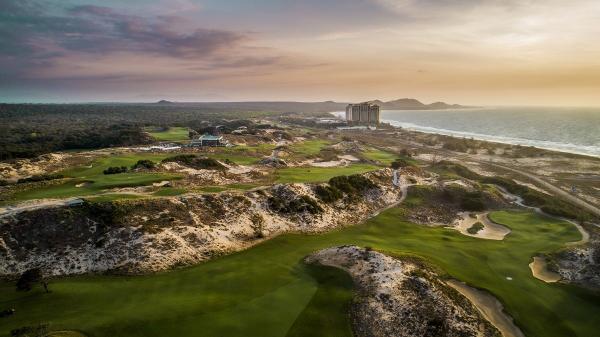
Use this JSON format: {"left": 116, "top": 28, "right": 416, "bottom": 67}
{"left": 337, "top": 154, "right": 360, "bottom": 162}
{"left": 309, "top": 160, "right": 347, "bottom": 167}
{"left": 447, "top": 280, "right": 525, "bottom": 337}
{"left": 452, "top": 212, "right": 511, "bottom": 240}
{"left": 529, "top": 256, "right": 561, "bottom": 283}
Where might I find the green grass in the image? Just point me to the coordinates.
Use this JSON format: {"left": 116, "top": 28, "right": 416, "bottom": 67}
{"left": 1, "top": 210, "right": 597, "bottom": 337}
{"left": 152, "top": 187, "right": 187, "bottom": 197}
{"left": 289, "top": 140, "right": 331, "bottom": 157}
{"left": 360, "top": 148, "right": 399, "bottom": 165}
{"left": 275, "top": 164, "right": 379, "bottom": 183}
{"left": 84, "top": 194, "right": 146, "bottom": 203}
{"left": 10, "top": 153, "right": 181, "bottom": 201}
{"left": 11, "top": 173, "right": 180, "bottom": 201}
{"left": 146, "top": 127, "right": 190, "bottom": 142}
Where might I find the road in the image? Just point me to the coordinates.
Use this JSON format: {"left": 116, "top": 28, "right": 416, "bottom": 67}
{"left": 377, "top": 138, "right": 600, "bottom": 218}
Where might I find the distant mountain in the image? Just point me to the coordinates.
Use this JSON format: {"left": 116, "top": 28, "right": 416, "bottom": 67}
{"left": 371, "top": 98, "right": 470, "bottom": 110}
{"left": 143, "top": 99, "right": 469, "bottom": 111}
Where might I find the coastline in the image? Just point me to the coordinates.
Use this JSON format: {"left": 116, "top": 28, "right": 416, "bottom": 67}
{"left": 329, "top": 110, "right": 600, "bottom": 158}
{"left": 383, "top": 119, "right": 600, "bottom": 158}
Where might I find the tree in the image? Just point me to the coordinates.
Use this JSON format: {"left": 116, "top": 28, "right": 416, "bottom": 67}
{"left": 16, "top": 268, "right": 49, "bottom": 293}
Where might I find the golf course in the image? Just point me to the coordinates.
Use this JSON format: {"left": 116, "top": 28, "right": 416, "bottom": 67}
{"left": 1, "top": 209, "right": 598, "bottom": 337}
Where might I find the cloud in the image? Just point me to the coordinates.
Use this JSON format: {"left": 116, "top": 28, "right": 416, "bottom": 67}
{"left": 0, "top": 0, "right": 255, "bottom": 83}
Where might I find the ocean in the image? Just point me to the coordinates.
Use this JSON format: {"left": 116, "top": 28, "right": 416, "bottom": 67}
{"left": 337, "top": 107, "right": 600, "bottom": 157}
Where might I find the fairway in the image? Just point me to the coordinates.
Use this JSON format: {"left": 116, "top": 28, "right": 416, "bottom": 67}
{"left": 1, "top": 210, "right": 598, "bottom": 337}
{"left": 146, "top": 127, "right": 190, "bottom": 142}
{"left": 275, "top": 164, "right": 379, "bottom": 183}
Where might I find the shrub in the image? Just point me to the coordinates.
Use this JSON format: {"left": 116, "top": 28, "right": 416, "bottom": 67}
{"left": 16, "top": 268, "right": 42, "bottom": 292}
{"left": 103, "top": 166, "right": 128, "bottom": 175}
{"left": 329, "top": 174, "right": 377, "bottom": 194}
{"left": 268, "top": 195, "right": 323, "bottom": 214}
{"left": 17, "top": 173, "right": 64, "bottom": 184}
{"left": 461, "top": 192, "right": 486, "bottom": 211}
{"left": 315, "top": 185, "right": 343, "bottom": 203}
{"left": 162, "top": 155, "right": 225, "bottom": 170}
{"left": 434, "top": 161, "right": 481, "bottom": 180}
{"left": 131, "top": 159, "right": 156, "bottom": 170}
{"left": 391, "top": 158, "right": 411, "bottom": 169}
{"left": 329, "top": 176, "right": 356, "bottom": 193}
{"left": 467, "top": 222, "right": 485, "bottom": 234}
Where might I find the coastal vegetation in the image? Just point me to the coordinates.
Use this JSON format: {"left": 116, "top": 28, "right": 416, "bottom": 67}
{"left": 1, "top": 210, "right": 595, "bottom": 337}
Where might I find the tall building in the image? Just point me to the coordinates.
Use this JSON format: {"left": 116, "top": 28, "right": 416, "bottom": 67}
{"left": 345, "top": 102, "right": 380, "bottom": 125}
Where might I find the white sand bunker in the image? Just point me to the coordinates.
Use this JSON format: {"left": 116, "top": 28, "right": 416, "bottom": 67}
{"left": 452, "top": 212, "right": 511, "bottom": 240}
{"left": 447, "top": 280, "right": 525, "bottom": 337}
{"left": 529, "top": 256, "right": 561, "bottom": 283}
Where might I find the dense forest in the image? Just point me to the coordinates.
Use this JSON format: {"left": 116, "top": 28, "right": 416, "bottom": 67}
{"left": 0, "top": 103, "right": 295, "bottom": 160}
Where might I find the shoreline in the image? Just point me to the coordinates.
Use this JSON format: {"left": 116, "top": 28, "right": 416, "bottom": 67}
{"left": 328, "top": 111, "right": 600, "bottom": 158}
{"left": 383, "top": 119, "right": 600, "bottom": 158}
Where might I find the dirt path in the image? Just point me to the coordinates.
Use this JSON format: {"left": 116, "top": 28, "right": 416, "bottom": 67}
{"left": 379, "top": 141, "right": 600, "bottom": 218}
{"left": 447, "top": 280, "right": 526, "bottom": 337}
{"left": 496, "top": 186, "right": 590, "bottom": 245}
{"left": 488, "top": 162, "right": 600, "bottom": 218}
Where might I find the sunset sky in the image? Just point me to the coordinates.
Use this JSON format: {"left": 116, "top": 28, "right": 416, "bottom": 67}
{"left": 1, "top": 0, "right": 600, "bottom": 105}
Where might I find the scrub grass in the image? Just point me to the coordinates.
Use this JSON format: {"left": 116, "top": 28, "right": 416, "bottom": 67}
{"left": 1, "top": 210, "right": 597, "bottom": 337}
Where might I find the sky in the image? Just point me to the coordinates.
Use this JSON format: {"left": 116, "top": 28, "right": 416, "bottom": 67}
{"left": 1, "top": 0, "right": 600, "bottom": 105}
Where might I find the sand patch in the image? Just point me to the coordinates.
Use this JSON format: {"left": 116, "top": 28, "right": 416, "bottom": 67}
{"left": 452, "top": 212, "right": 511, "bottom": 240}
{"left": 337, "top": 154, "right": 360, "bottom": 162}
{"left": 529, "top": 256, "right": 561, "bottom": 283}
{"left": 447, "top": 280, "right": 525, "bottom": 337}
{"left": 309, "top": 160, "right": 347, "bottom": 167}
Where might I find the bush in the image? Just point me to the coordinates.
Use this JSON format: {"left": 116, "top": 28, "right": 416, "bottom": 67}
{"left": 17, "top": 173, "right": 64, "bottom": 184}
{"left": 268, "top": 195, "right": 323, "bottom": 214}
{"left": 103, "top": 166, "right": 128, "bottom": 175}
{"left": 162, "top": 155, "right": 225, "bottom": 170}
{"left": 391, "top": 158, "right": 411, "bottom": 169}
{"left": 467, "top": 222, "right": 485, "bottom": 234}
{"left": 329, "top": 174, "right": 377, "bottom": 194}
{"left": 434, "top": 161, "right": 481, "bottom": 180}
{"left": 315, "top": 185, "right": 343, "bottom": 203}
{"left": 131, "top": 159, "right": 156, "bottom": 170}
{"left": 461, "top": 192, "right": 486, "bottom": 211}
{"left": 16, "top": 268, "right": 42, "bottom": 292}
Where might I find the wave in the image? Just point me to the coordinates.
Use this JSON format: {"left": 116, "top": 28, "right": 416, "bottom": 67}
{"left": 383, "top": 119, "right": 600, "bottom": 158}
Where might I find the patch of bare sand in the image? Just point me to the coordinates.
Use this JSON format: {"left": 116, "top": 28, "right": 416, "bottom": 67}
{"left": 529, "top": 256, "right": 561, "bottom": 283}
{"left": 452, "top": 212, "right": 511, "bottom": 240}
{"left": 447, "top": 280, "right": 525, "bottom": 337}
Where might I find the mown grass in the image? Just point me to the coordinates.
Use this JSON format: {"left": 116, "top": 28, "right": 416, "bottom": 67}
{"left": 84, "top": 194, "right": 146, "bottom": 203}
{"left": 146, "top": 127, "right": 190, "bottom": 142}
{"left": 1, "top": 210, "right": 597, "bottom": 337}
{"left": 360, "top": 148, "right": 399, "bottom": 164}
{"left": 275, "top": 164, "right": 379, "bottom": 183}
{"left": 11, "top": 173, "right": 180, "bottom": 201}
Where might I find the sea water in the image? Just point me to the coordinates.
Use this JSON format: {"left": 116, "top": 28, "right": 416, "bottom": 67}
{"left": 368, "top": 107, "right": 599, "bottom": 157}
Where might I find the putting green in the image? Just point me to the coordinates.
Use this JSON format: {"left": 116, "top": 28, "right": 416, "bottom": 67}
{"left": 1, "top": 211, "right": 598, "bottom": 336}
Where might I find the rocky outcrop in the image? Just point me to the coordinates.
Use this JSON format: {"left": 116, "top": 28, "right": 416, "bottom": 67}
{"left": 547, "top": 223, "right": 600, "bottom": 290}
{"left": 0, "top": 169, "right": 414, "bottom": 277}
{"left": 305, "top": 246, "right": 501, "bottom": 337}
